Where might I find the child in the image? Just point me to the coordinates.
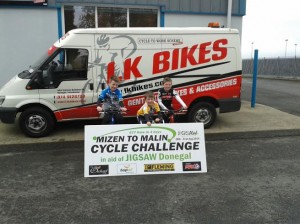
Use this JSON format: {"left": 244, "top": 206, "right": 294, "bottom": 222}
{"left": 137, "top": 91, "right": 163, "bottom": 126}
{"left": 96, "top": 76, "right": 127, "bottom": 124}
{"left": 157, "top": 77, "right": 187, "bottom": 123}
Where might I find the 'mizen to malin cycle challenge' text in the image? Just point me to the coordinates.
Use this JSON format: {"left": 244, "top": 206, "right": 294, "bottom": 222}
{"left": 90, "top": 133, "right": 200, "bottom": 154}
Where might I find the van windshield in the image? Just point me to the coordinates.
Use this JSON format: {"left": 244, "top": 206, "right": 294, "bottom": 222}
{"left": 18, "top": 49, "right": 57, "bottom": 79}
{"left": 30, "top": 51, "right": 50, "bottom": 69}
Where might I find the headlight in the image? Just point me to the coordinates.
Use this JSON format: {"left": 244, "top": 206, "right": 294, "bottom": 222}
{"left": 0, "top": 96, "right": 5, "bottom": 105}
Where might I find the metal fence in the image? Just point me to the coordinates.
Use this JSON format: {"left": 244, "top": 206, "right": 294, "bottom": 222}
{"left": 243, "top": 58, "right": 300, "bottom": 78}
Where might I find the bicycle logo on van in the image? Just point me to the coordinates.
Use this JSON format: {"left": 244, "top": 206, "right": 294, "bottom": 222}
{"left": 89, "top": 34, "right": 138, "bottom": 92}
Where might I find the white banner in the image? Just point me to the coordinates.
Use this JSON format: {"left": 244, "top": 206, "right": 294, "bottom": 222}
{"left": 84, "top": 123, "right": 207, "bottom": 177}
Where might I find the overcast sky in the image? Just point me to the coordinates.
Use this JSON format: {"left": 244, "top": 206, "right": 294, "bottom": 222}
{"left": 241, "top": 0, "right": 300, "bottom": 59}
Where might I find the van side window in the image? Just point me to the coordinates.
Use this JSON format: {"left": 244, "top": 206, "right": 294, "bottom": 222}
{"left": 40, "top": 48, "right": 88, "bottom": 89}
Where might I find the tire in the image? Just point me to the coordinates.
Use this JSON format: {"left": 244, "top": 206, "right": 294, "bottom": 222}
{"left": 19, "top": 107, "right": 55, "bottom": 137}
{"left": 188, "top": 102, "right": 217, "bottom": 129}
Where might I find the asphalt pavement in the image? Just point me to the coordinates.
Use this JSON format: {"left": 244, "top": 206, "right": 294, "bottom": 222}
{"left": 1, "top": 100, "right": 300, "bottom": 145}
{"left": 1, "top": 100, "right": 300, "bottom": 224}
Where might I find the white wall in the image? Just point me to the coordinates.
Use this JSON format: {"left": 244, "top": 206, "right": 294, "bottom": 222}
{"left": 164, "top": 14, "right": 243, "bottom": 33}
{"left": 0, "top": 8, "right": 58, "bottom": 87}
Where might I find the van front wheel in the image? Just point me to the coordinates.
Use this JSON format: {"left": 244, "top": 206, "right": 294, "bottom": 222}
{"left": 19, "top": 107, "right": 55, "bottom": 137}
{"left": 188, "top": 102, "right": 216, "bottom": 129}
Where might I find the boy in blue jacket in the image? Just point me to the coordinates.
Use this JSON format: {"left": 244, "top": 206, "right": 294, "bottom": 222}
{"left": 96, "top": 76, "right": 127, "bottom": 124}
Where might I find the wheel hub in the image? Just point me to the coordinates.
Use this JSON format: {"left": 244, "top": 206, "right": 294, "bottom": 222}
{"left": 27, "top": 115, "right": 46, "bottom": 132}
{"left": 195, "top": 109, "right": 211, "bottom": 123}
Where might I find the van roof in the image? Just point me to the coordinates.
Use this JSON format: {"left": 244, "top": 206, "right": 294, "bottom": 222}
{"left": 68, "top": 27, "right": 239, "bottom": 35}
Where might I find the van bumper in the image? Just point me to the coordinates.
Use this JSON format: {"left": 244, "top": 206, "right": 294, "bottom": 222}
{"left": 0, "top": 107, "right": 17, "bottom": 123}
{"left": 219, "top": 98, "right": 241, "bottom": 113}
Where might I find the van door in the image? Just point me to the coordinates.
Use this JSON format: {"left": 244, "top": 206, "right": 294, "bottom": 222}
{"left": 37, "top": 47, "right": 95, "bottom": 121}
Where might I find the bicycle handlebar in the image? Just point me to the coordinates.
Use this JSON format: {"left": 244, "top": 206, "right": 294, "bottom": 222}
{"left": 160, "top": 108, "right": 187, "bottom": 113}
{"left": 98, "top": 107, "right": 128, "bottom": 114}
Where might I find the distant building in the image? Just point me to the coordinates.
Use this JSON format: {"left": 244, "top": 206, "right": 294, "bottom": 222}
{"left": 0, "top": 0, "right": 246, "bottom": 86}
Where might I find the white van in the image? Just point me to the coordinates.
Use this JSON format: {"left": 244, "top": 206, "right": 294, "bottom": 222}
{"left": 0, "top": 27, "right": 242, "bottom": 137}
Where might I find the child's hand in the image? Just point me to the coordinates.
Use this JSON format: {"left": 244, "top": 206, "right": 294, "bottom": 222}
{"left": 155, "top": 118, "right": 160, "bottom": 123}
{"left": 97, "top": 106, "right": 102, "bottom": 112}
{"left": 147, "top": 121, "right": 152, "bottom": 126}
{"left": 120, "top": 107, "right": 127, "bottom": 112}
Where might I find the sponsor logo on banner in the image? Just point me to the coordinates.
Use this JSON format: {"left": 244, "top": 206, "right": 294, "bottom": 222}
{"left": 89, "top": 165, "right": 109, "bottom": 175}
{"left": 182, "top": 162, "right": 201, "bottom": 171}
{"left": 144, "top": 163, "right": 175, "bottom": 172}
{"left": 117, "top": 164, "right": 137, "bottom": 174}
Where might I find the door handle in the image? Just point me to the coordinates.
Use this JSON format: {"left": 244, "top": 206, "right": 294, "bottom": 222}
{"left": 89, "top": 83, "right": 94, "bottom": 90}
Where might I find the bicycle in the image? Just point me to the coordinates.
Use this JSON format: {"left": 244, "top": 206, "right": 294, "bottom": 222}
{"left": 160, "top": 107, "right": 188, "bottom": 123}
{"left": 137, "top": 111, "right": 165, "bottom": 125}
{"left": 99, "top": 106, "right": 127, "bottom": 124}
